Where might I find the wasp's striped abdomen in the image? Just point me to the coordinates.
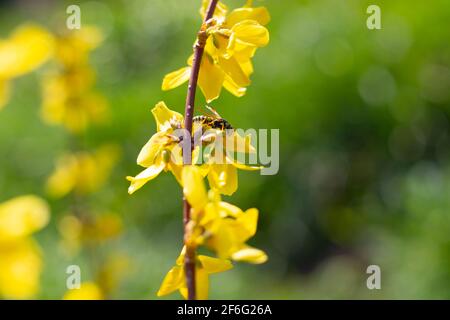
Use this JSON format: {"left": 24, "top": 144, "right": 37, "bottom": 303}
{"left": 193, "top": 115, "right": 233, "bottom": 130}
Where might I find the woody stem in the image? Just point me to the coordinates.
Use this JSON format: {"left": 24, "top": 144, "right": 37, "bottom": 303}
{"left": 182, "top": 0, "right": 219, "bottom": 301}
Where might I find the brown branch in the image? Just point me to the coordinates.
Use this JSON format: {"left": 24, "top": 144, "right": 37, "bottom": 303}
{"left": 182, "top": 0, "right": 219, "bottom": 301}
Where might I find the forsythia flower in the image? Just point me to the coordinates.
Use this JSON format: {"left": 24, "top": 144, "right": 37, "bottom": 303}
{"left": 200, "top": 125, "right": 260, "bottom": 195}
{"left": 183, "top": 166, "right": 267, "bottom": 263}
{"left": 0, "top": 195, "right": 50, "bottom": 299}
{"left": 127, "top": 101, "right": 187, "bottom": 194}
{"left": 46, "top": 144, "right": 120, "bottom": 198}
{"left": 128, "top": 102, "right": 260, "bottom": 195}
{"left": 157, "top": 247, "right": 232, "bottom": 300}
{"left": 0, "top": 24, "right": 54, "bottom": 109}
{"left": 63, "top": 282, "right": 103, "bottom": 300}
{"left": 41, "top": 27, "right": 108, "bottom": 133}
{"left": 162, "top": 0, "right": 270, "bottom": 102}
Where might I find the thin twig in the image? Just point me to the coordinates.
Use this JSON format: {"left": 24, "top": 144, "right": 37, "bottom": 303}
{"left": 183, "top": 0, "right": 219, "bottom": 301}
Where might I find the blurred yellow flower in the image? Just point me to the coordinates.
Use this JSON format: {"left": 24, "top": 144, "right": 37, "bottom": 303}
{"left": 183, "top": 166, "right": 267, "bottom": 264}
{"left": 0, "top": 24, "right": 54, "bottom": 109}
{"left": 63, "top": 282, "right": 103, "bottom": 300}
{"left": 58, "top": 212, "right": 123, "bottom": 257}
{"left": 157, "top": 247, "right": 232, "bottom": 300}
{"left": 53, "top": 27, "right": 103, "bottom": 67}
{"left": 46, "top": 144, "right": 120, "bottom": 198}
{"left": 40, "top": 27, "right": 108, "bottom": 133}
{"left": 162, "top": 0, "right": 270, "bottom": 102}
{"left": 127, "top": 101, "right": 187, "bottom": 194}
{"left": 0, "top": 195, "right": 50, "bottom": 299}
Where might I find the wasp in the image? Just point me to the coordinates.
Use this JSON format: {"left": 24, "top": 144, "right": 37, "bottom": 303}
{"left": 193, "top": 106, "right": 233, "bottom": 131}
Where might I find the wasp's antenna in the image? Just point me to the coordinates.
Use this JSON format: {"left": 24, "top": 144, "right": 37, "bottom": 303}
{"left": 205, "top": 104, "right": 222, "bottom": 119}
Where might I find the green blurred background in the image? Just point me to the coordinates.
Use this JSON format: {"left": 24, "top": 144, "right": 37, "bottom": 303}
{"left": 1, "top": 0, "right": 449, "bottom": 299}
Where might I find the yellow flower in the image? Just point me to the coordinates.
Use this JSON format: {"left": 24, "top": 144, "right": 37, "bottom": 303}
{"left": 162, "top": 1, "right": 270, "bottom": 102}
{"left": 0, "top": 24, "right": 54, "bottom": 109}
{"left": 0, "top": 195, "right": 50, "bottom": 299}
{"left": 127, "top": 101, "right": 188, "bottom": 194}
{"left": 157, "top": 247, "right": 232, "bottom": 300}
{"left": 53, "top": 27, "right": 103, "bottom": 67}
{"left": 40, "top": 26, "right": 108, "bottom": 133}
{"left": 41, "top": 74, "right": 108, "bottom": 133}
{"left": 183, "top": 166, "right": 267, "bottom": 264}
{"left": 63, "top": 282, "right": 103, "bottom": 300}
{"left": 199, "top": 126, "right": 261, "bottom": 195}
{"left": 46, "top": 144, "right": 120, "bottom": 198}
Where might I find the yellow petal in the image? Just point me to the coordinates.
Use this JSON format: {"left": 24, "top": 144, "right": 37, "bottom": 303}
{"left": 162, "top": 67, "right": 191, "bottom": 91}
{"left": 195, "top": 267, "right": 209, "bottom": 300}
{"left": 207, "top": 164, "right": 238, "bottom": 196}
{"left": 175, "top": 246, "right": 186, "bottom": 266}
{"left": 151, "top": 101, "right": 184, "bottom": 131}
{"left": 0, "top": 80, "right": 11, "bottom": 110}
{"left": 179, "top": 286, "right": 188, "bottom": 300}
{"left": 198, "top": 255, "right": 233, "bottom": 274}
{"left": 157, "top": 266, "right": 184, "bottom": 297}
{"left": 206, "top": 222, "right": 234, "bottom": 258}
{"left": 231, "top": 246, "right": 268, "bottom": 264}
{"left": 198, "top": 55, "right": 224, "bottom": 103}
{"left": 136, "top": 133, "right": 165, "bottom": 167}
{"left": 223, "top": 76, "right": 247, "bottom": 98}
{"left": 127, "top": 160, "right": 165, "bottom": 194}
{"left": 0, "top": 239, "right": 42, "bottom": 299}
{"left": 63, "top": 282, "right": 103, "bottom": 300}
{"left": 209, "top": 32, "right": 229, "bottom": 57}
{"left": 236, "top": 208, "right": 258, "bottom": 241}
{"left": 217, "top": 201, "right": 243, "bottom": 218}
{"left": 231, "top": 20, "right": 269, "bottom": 48}
{"left": 182, "top": 165, "right": 208, "bottom": 210}
{"left": 0, "top": 24, "right": 54, "bottom": 78}
{"left": 218, "top": 56, "right": 250, "bottom": 88}
{"left": 168, "top": 162, "right": 183, "bottom": 186}
{"left": 0, "top": 195, "right": 50, "bottom": 242}
{"left": 227, "top": 7, "right": 271, "bottom": 27}
{"left": 231, "top": 157, "right": 262, "bottom": 171}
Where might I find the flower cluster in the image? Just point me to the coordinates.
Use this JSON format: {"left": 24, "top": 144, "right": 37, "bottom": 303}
{"left": 162, "top": 0, "right": 270, "bottom": 102}
{"left": 129, "top": 0, "right": 270, "bottom": 299}
{"left": 40, "top": 27, "right": 108, "bottom": 133}
{"left": 35, "top": 27, "right": 125, "bottom": 299}
{"left": 47, "top": 144, "right": 120, "bottom": 198}
{"left": 1, "top": 22, "right": 124, "bottom": 299}
{"left": 157, "top": 166, "right": 267, "bottom": 299}
{"left": 0, "top": 196, "right": 49, "bottom": 299}
{"left": 127, "top": 101, "right": 259, "bottom": 196}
